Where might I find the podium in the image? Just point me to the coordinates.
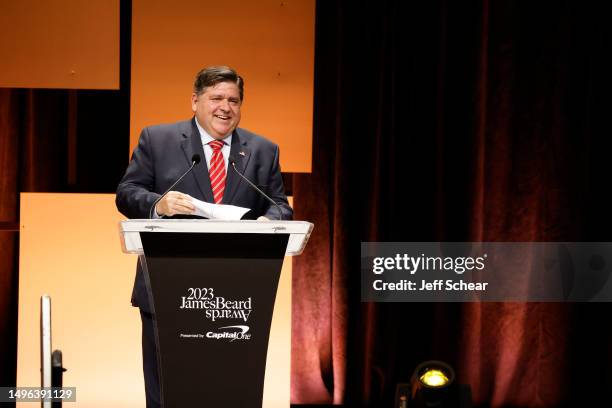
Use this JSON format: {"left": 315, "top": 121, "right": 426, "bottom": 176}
{"left": 119, "top": 219, "right": 313, "bottom": 407}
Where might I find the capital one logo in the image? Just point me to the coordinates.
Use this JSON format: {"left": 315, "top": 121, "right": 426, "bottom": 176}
{"left": 206, "top": 325, "right": 252, "bottom": 342}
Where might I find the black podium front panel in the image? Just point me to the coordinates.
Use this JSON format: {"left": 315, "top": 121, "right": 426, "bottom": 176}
{"left": 140, "top": 232, "right": 289, "bottom": 407}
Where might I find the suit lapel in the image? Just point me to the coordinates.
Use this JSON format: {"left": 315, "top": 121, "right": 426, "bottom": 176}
{"left": 223, "top": 129, "right": 251, "bottom": 204}
{"left": 181, "top": 118, "right": 214, "bottom": 202}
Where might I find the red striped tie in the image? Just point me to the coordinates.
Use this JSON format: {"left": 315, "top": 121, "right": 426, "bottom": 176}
{"left": 208, "top": 140, "right": 226, "bottom": 204}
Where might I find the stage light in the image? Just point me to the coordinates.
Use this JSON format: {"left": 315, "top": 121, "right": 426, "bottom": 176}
{"left": 396, "top": 361, "right": 471, "bottom": 407}
{"left": 413, "top": 360, "right": 455, "bottom": 391}
{"left": 419, "top": 368, "right": 450, "bottom": 387}
{"left": 412, "top": 360, "right": 472, "bottom": 408}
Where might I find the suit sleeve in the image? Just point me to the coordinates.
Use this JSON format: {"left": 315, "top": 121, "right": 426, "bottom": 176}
{"left": 115, "top": 128, "right": 162, "bottom": 219}
{"left": 263, "top": 145, "right": 294, "bottom": 220}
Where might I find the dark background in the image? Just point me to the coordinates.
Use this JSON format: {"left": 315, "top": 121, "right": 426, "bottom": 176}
{"left": 2, "top": 1, "right": 612, "bottom": 407}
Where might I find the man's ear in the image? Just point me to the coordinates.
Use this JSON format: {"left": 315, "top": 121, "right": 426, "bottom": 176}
{"left": 190, "top": 93, "right": 198, "bottom": 112}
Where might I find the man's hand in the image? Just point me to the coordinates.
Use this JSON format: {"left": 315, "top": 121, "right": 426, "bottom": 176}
{"left": 257, "top": 216, "right": 270, "bottom": 221}
{"left": 155, "top": 191, "right": 195, "bottom": 216}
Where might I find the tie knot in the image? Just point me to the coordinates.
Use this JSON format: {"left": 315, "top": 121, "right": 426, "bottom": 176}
{"left": 209, "top": 140, "right": 224, "bottom": 151}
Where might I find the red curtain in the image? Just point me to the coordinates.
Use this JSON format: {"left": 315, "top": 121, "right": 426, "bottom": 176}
{"left": 291, "top": 0, "right": 612, "bottom": 406}
{"left": 0, "top": 90, "right": 19, "bottom": 388}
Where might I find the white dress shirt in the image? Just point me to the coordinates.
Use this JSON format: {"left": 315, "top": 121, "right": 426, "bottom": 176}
{"left": 195, "top": 117, "right": 232, "bottom": 172}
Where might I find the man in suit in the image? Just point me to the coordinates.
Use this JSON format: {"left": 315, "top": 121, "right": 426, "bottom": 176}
{"left": 116, "top": 66, "right": 293, "bottom": 408}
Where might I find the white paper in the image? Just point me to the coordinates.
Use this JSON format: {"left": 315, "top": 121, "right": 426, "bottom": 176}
{"left": 192, "top": 198, "right": 250, "bottom": 220}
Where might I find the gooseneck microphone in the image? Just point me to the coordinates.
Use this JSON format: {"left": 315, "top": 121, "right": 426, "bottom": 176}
{"left": 229, "top": 155, "right": 283, "bottom": 221}
{"left": 148, "top": 154, "right": 201, "bottom": 219}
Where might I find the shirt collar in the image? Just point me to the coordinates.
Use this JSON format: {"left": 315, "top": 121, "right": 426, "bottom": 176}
{"left": 194, "top": 117, "right": 232, "bottom": 147}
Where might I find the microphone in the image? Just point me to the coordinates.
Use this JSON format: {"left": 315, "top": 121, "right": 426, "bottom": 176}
{"left": 228, "top": 155, "right": 283, "bottom": 221}
{"left": 148, "top": 154, "right": 201, "bottom": 218}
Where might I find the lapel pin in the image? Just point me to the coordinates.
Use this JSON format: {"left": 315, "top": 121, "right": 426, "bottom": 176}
{"left": 239, "top": 151, "right": 246, "bottom": 157}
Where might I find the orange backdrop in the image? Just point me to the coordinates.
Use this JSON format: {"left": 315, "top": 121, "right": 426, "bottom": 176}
{"left": 0, "top": 0, "right": 119, "bottom": 89}
{"left": 131, "top": 0, "right": 315, "bottom": 172}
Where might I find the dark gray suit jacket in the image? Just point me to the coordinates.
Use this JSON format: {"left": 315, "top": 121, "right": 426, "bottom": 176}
{"left": 116, "top": 118, "right": 293, "bottom": 313}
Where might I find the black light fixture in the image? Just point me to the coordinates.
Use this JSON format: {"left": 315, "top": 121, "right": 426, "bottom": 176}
{"left": 395, "top": 360, "right": 471, "bottom": 408}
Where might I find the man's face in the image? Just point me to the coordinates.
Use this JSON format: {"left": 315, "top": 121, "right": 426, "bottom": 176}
{"left": 191, "top": 81, "right": 242, "bottom": 139}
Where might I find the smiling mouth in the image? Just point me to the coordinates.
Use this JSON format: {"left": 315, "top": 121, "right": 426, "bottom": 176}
{"left": 214, "top": 114, "right": 231, "bottom": 121}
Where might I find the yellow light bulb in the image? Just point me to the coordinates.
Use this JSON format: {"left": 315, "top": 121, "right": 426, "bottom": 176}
{"left": 420, "top": 369, "right": 449, "bottom": 387}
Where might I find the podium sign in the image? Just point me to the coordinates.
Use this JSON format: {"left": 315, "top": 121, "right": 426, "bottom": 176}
{"left": 120, "top": 220, "right": 313, "bottom": 407}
